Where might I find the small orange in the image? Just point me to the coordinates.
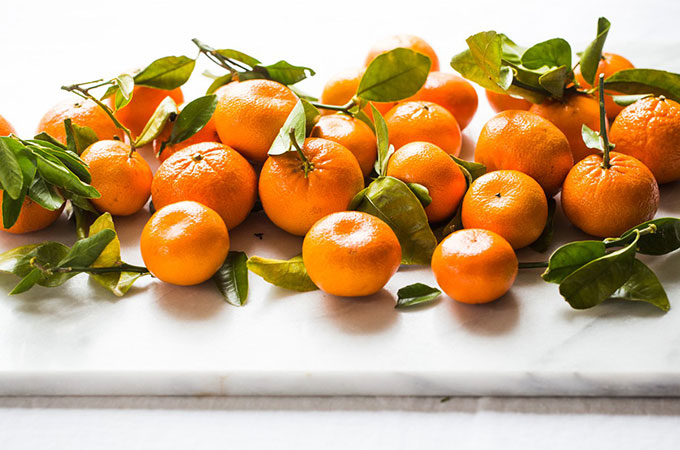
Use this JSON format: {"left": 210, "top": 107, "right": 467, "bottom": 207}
{"left": 386, "top": 141, "right": 466, "bottom": 223}
{"left": 112, "top": 86, "right": 184, "bottom": 138}
{"left": 140, "top": 200, "right": 229, "bottom": 286}
{"left": 80, "top": 140, "right": 152, "bottom": 216}
{"left": 0, "top": 113, "right": 17, "bottom": 136}
{"left": 485, "top": 90, "right": 532, "bottom": 112}
{"left": 409, "top": 72, "right": 478, "bottom": 130}
{"left": 384, "top": 101, "right": 462, "bottom": 156}
{"left": 530, "top": 93, "right": 603, "bottom": 162}
{"left": 36, "top": 99, "right": 122, "bottom": 144}
{"left": 319, "top": 68, "right": 396, "bottom": 118}
{"left": 302, "top": 211, "right": 401, "bottom": 297}
{"left": 152, "top": 142, "right": 257, "bottom": 230}
{"left": 461, "top": 170, "right": 548, "bottom": 249}
{"left": 474, "top": 110, "right": 573, "bottom": 197}
{"left": 0, "top": 195, "right": 63, "bottom": 234}
{"left": 153, "top": 111, "right": 221, "bottom": 163}
{"left": 213, "top": 79, "right": 297, "bottom": 163}
{"left": 609, "top": 96, "right": 680, "bottom": 184}
{"left": 431, "top": 228, "right": 518, "bottom": 304}
{"left": 310, "top": 114, "right": 376, "bottom": 176}
{"left": 364, "top": 34, "right": 440, "bottom": 71}
{"left": 259, "top": 137, "right": 364, "bottom": 236}
{"left": 574, "top": 52, "right": 635, "bottom": 119}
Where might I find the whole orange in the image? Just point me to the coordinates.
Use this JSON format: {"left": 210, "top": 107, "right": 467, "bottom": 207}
{"left": 474, "top": 110, "right": 573, "bottom": 197}
{"left": 574, "top": 52, "right": 635, "bottom": 119}
{"left": 410, "top": 72, "right": 478, "bottom": 130}
{"left": 140, "top": 200, "right": 229, "bottom": 286}
{"left": 259, "top": 137, "right": 364, "bottom": 236}
{"left": 310, "top": 114, "right": 376, "bottom": 176}
{"left": 319, "top": 68, "right": 396, "bottom": 118}
{"left": 36, "top": 99, "right": 123, "bottom": 144}
{"left": 112, "top": 86, "right": 184, "bottom": 138}
{"left": 302, "top": 211, "right": 401, "bottom": 297}
{"left": 485, "top": 90, "right": 532, "bottom": 113}
{"left": 152, "top": 142, "right": 257, "bottom": 230}
{"left": 0, "top": 113, "right": 17, "bottom": 136}
{"left": 364, "top": 34, "right": 439, "bottom": 71}
{"left": 461, "top": 170, "right": 548, "bottom": 249}
{"left": 0, "top": 195, "right": 63, "bottom": 234}
{"left": 153, "top": 112, "right": 220, "bottom": 163}
{"left": 386, "top": 141, "right": 466, "bottom": 223}
{"left": 431, "top": 228, "right": 518, "bottom": 304}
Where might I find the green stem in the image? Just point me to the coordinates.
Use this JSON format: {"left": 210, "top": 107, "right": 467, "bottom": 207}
{"left": 191, "top": 38, "right": 248, "bottom": 73}
{"left": 289, "top": 128, "right": 313, "bottom": 177}
{"left": 310, "top": 99, "right": 356, "bottom": 113}
{"left": 603, "top": 224, "right": 657, "bottom": 248}
{"left": 597, "top": 73, "right": 612, "bottom": 169}
{"left": 519, "top": 261, "right": 549, "bottom": 269}
{"left": 59, "top": 264, "right": 150, "bottom": 275}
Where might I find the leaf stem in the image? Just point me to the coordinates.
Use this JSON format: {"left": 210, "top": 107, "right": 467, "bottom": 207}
{"left": 598, "top": 73, "right": 612, "bottom": 169}
{"left": 519, "top": 261, "right": 549, "bottom": 269}
{"left": 289, "top": 128, "right": 313, "bottom": 177}
{"left": 191, "top": 38, "right": 249, "bottom": 73}
{"left": 30, "top": 259, "right": 149, "bottom": 276}
{"left": 309, "top": 99, "right": 356, "bottom": 113}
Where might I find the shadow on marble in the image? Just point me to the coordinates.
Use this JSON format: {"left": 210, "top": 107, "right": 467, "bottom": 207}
{"left": 154, "top": 281, "right": 225, "bottom": 321}
{"left": 322, "top": 289, "right": 398, "bottom": 335}
{"left": 447, "top": 290, "right": 520, "bottom": 336}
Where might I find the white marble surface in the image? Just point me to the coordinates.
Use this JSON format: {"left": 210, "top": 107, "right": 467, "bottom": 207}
{"left": 1, "top": 0, "right": 680, "bottom": 397}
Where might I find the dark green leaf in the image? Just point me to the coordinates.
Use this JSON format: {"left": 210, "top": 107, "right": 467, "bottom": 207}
{"left": 439, "top": 206, "right": 464, "bottom": 239}
{"left": 2, "top": 190, "right": 25, "bottom": 230}
{"left": 134, "top": 55, "right": 196, "bottom": 90}
{"left": 358, "top": 48, "right": 430, "bottom": 102}
{"left": 406, "top": 183, "right": 432, "bottom": 207}
{"left": 134, "top": 96, "right": 178, "bottom": 148}
{"left": 28, "top": 177, "right": 64, "bottom": 211}
{"left": 610, "top": 259, "right": 669, "bottom": 311}
{"left": 371, "top": 104, "right": 392, "bottom": 176}
{"left": 215, "top": 49, "right": 261, "bottom": 67}
{"left": 268, "top": 99, "right": 306, "bottom": 156}
{"left": 168, "top": 95, "right": 217, "bottom": 145}
{"left": 542, "top": 240, "right": 606, "bottom": 284}
{"left": 521, "top": 38, "right": 572, "bottom": 70}
{"left": 0, "top": 136, "right": 24, "bottom": 200}
{"left": 580, "top": 17, "right": 611, "bottom": 85}
{"left": 450, "top": 156, "right": 486, "bottom": 181}
{"left": 34, "top": 153, "right": 99, "bottom": 198}
{"left": 396, "top": 283, "right": 441, "bottom": 308}
{"left": 612, "top": 93, "right": 653, "bottom": 106}
{"left": 8, "top": 242, "right": 69, "bottom": 278}
{"left": 33, "top": 132, "right": 67, "bottom": 149}
{"left": 247, "top": 254, "right": 317, "bottom": 292}
{"left": 603, "top": 69, "right": 680, "bottom": 103}
{"left": 620, "top": 218, "right": 680, "bottom": 255}
{"left": 530, "top": 197, "right": 556, "bottom": 253}
{"left": 28, "top": 139, "right": 92, "bottom": 183}
{"left": 213, "top": 251, "right": 249, "bottom": 306}
{"left": 10, "top": 268, "right": 43, "bottom": 295}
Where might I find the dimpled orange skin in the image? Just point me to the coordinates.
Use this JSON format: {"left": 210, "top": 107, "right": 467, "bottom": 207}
{"left": 485, "top": 90, "right": 532, "bottom": 113}
{"left": 152, "top": 142, "right": 257, "bottom": 230}
{"left": 431, "top": 229, "right": 518, "bottom": 304}
{"left": 574, "top": 53, "right": 635, "bottom": 119}
{"left": 530, "top": 94, "right": 603, "bottom": 162}
{"left": 461, "top": 170, "right": 548, "bottom": 249}
{"left": 386, "top": 142, "right": 466, "bottom": 223}
{"left": 112, "top": 86, "right": 184, "bottom": 138}
{"left": 36, "top": 99, "right": 122, "bottom": 144}
{"left": 0, "top": 114, "right": 17, "bottom": 136}
{"left": 364, "top": 34, "right": 440, "bottom": 71}
{"left": 80, "top": 140, "right": 153, "bottom": 216}
{"left": 140, "top": 201, "right": 229, "bottom": 286}
{"left": 302, "top": 211, "right": 402, "bottom": 297}
{"left": 0, "top": 195, "right": 63, "bottom": 234}
{"left": 385, "top": 101, "right": 462, "bottom": 156}
{"left": 310, "top": 115, "right": 377, "bottom": 176}
{"left": 474, "top": 110, "right": 573, "bottom": 197}
{"left": 319, "top": 68, "right": 396, "bottom": 118}
{"left": 561, "top": 152, "right": 659, "bottom": 238}
{"left": 153, "top": 113, "right": 220, "bottom": 163}
{"left": 609, "top": 97, "right": 680, "bottom": 184}
{"left": 409, "top": 72, "right": 478, "bottom": 130}
{"left": 259, "top": 138, "right": 364, "bottom": 236}
{"left": 213, "top": 79, "right": 297, "bottom": 163}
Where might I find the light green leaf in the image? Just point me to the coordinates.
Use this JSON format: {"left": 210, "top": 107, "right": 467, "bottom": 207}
{"left": 268, "top": 99, "right": 306, "bottom": 156}
{"left": 134, "top": 96, "right": 178, "bottom": 147}
{"left": 247, "top": 254, "right": 318, "bottom": 292}
{"left": 134, "top": 56, "right": 196, "bottom": 90}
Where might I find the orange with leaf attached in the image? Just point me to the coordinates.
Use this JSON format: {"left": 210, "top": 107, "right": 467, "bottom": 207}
{"left": 112, "top": 86, "right": 184, "bottom": 138}
{"left": 36, "top": 99, "right": 123, "bottom": 144}
{"left": 0, "top": 196, "right": 63, "bottom": 234}
{"left": 319, "top": 68, "right": 396, "bottom": 118}
{"left": 574, "top": 52, "right": 635, "bottom": 119}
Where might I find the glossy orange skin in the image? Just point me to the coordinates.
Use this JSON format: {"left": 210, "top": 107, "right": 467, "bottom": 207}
{"left": 485, "top": 90, "right": 532, "bottom": 113}
{"left": 561, "top": 152, "right": 659, "bottom": 238}
{"left": 152, "top": 142, "right": 257, "bottom": 230}
{"left": 530, "top": 94, "right": 603, "bottom": 162}
{"left": 461, "top": 170, "right": 548, "bottom": 249}
{"left": 431, "top": 229, "right": 518, "bottom": 304}
{"left": 474, "top": 110, "right": 573, "bottom": 197}
{"left": 112, "top": 86, "right": 184, "bottom": 138}
{"left": 385, "top": 101, "right": 462, "bottom": 156}
{"left": 303, "top": 211, "right": 401, "bottom": 297}
{"left": 259, "top": 138, "right": 364, "bottom": 236}
{"left": 140, "top": 201, "right": 229, "bottom": 286}
{"left": 364, "top": 34, "right": 440, "bottom": 71}
{"left": 36, "top": 99, "right": 122, "bottom": 144}
{"left": 574, "top": 53, "right": 635, "bottom": 119}
{"left": 386, "top": 142, "right": 466, "bottom": 223}
{"left": 319, "top": 67, "right": 396, "bottom": 118}
{"left": 409, "top": 72, "right": 478, "bottom": 130}
{"left": 153, "top": 113, "right": 221, "bottom": 163}
{"left": 80, "top": 140, "right": 152, "bottom": 216}
{"left": 0, "top": 113, "right": 17, "bottom": 136}
{"left": 609, "top": 97, "right": 680, "bottom": 184}
{"left": 0, "top": 195, "right": 63, "bottom": 234}
{"left": 213, "top": 79, "right": 297, "bottom": 163}
{"left": 310, "top": 114, "right": 377, "bottom": 176}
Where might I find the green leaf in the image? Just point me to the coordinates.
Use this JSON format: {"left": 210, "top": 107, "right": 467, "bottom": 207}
{"left": 395, "top": 283, "right": 441, "bottom": 308}
{"left": 33, "top": 132, "right": 67, "bottom": 149}
{"left": 33, "top": 152, "right": 99, "bottom": 199}
{"left": 530, "top": 197, "right": 556, "bottom": 253}
{"left": 357, "top": 48, "right": 431, "bottom": 102}
{"left": 134, "top": 55, "right": 196, "bottom": 90}
{"left": 28, "top": 177, "right": 64, "bottom": 211}
{"left": 580, "top": 17, "right": 611, "bottom": 85}
{"left": 0, "top": 244, "right": 40, "bottom": 274}
{"left": 134, "top": 96, "right": 178, "bottom": 147}
{"left": 610, "top": 259, "right": 669, "bottom": 311}
{"left": 251, "top": 60, "right": 315, "bottom": 86}
{"left": 10, "top": 268, "right": 43, "bottom": 295}
{"left": 542, "top": 240, "right": 606, "bottom": 284}
{"left": 538, "top": 65, "right": 569, "bottom": 98}
{"left": 63, "top": 119, "right": 99, "bottom": 156}
{"left": 581, "top": 124, "right": 604, "bottom": 152}
{"left": 521, "top": 38, "right": 572, "bottom": 70}
{"left": 352, "top": 176, "right": 437, "bottom": 265}
{"left": 28, "top": 140, "right": 92, "bottom": 183}
{"left": 2, "top": 189, "right": 25, "bottom": 229}
{"left": 247, "top": 254, "right": 317, "bottom": 292}
{"left": 300, "top": 98, "right": 320, "bottom": 132}
{"left": 603, "top": 69, "right": 680, "bottom": 103}
{"left": 500, "top": 34, "right": 525, "bottom": 65}
{"left": 465, "top": 31, "right": 508, "bottom": 87}
{"left": 3, "top": 242, "right": 69, "bottom": 293}
{"left": 450, "top": 156, "right": 486, "bottom": 181}
{"left": 213, "top": 251, "right": 249, "bottom": 306}
{"left": 407, "top": 183, "right": 432, "bottom": 207}
{"left": 612, "top": 93, "right": 653, "bottom": 107}
{"left": 620, "top": 218, "right": 680, "bottom": 255}
{"left": 114, "top": 74, "right": 135, "bottom": 109}
{"left": 206, "top": 73, "right": 234, "bottom": 94}
{"left": 439, "top": 205, "right": 464, "bottom": 238}
{"left": 0, "top": 137, "right": 24, "bottom": 200}
{"left": 353, "top": 110, "right": 375, "bottom": 133}
{"left": 370, "top": 104, "right": 392, "bottom": 176}
{"left": 215, "top": 49, "right": 261, "bottom": 67}
{"left": 57, "top": 229, "right": 116, "bottom": 269}
{"left": 268, "top": 99, "right": 306, "bottom": 156}
{"left": 168, "top": 95, "right": 217, "bottom": 145}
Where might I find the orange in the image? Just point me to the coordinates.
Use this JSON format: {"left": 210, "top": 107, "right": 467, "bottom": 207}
{"left": 574, "top": 52, "right": 635, "bottom": 119}
{"left": 485, "top": 90, "right": 532, "bottom": 112}
{"left": 213, "top": 79, "right": 297, "bottom": 163}
{"left": 80, "top": 140, "right": 152, "bottom": 216}
{"left": 153, "top": 111, "right": 220, "bottom": 163}
{"left": 112, "top": 86, "right": 184, "bottom": 138}
{"left": 259, "top": 137, "right": 364, "bottom": 236}
{"left": 140, "top": 200, "right": 229, "bottom": 286}
{"left": 310, "top": 114, "right": 376, "bottom": 176}
{"left": 384, "top": 101, "right": 462, "bottom": 156}
{"left": 474, "top": 110, "right": 573, "bottom": 197}
{"left": 0, "top": 195, "right": 63, "bottom": 234}
{"left": 561, "top": 152, "right": 659, "bottom": 238}
{"left": 431, "top": 228, "right": 518, "bottom": 304}
{"left": 36, "top": 99, "right": 122, "bottom": 144}
{"left": 530, "top": 93, "right": 603, "bottom": 162}
{"left": 386, "top": 141, "right": 466, "bottom": 223}
{"left": 461, "top": 170, "right": 548, "bottom": 249}
{"left": 152, "top": 142, "right": 257, "bottom": 230}
{"left": 409, "top": 72, "right": 478, "bottom": 130}
{"left": 0, "top": 113, "right": 17, "bottom": 136}
{"left": 302, "top": 211, "right": 401, "bottom": 297}
{"left": 319, "top": 68, "right": 396, "bottom": 118}
{"left": 609, "top": 96, "right": 680, "bottom": 184}
{"left": 364, "top": 34, "right": 440, "bottom": 71}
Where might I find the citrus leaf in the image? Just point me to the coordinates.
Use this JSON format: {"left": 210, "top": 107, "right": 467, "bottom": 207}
{"left": 268, "top": 99, "right": 306, "bottom": 156}
{"left": 610, "top": 259, "right": 669, "bottom": 311}
{"left": 521, "top": 38, "right": 572, "bottom": 70}
{"left": 538, "top": 65, "right": 569, "bottom": 98}
{"left": 612, "top": 93, "right": 653, "bottom": 106}
{"left": 580, "top": 17, "right": 611, "bottom": 85}
{"left": 114, "top": 74, "right": 135, "bottom": 109}
{"left": 213, "top": 251, "right": 249, "bottom": 306}
{"left": 396, "top": 283, "right": 441, "bottom": 308}
{"left": 603, "top": 69, "right": 680, "bottom": 103}
{"left": 450, "top": 156, "right": 486, "bottom": 181}
{"left": 358, "top": 48, "right": 430, "bottom": 102}
{"left": 206, "top": 73, "right": 234, "bottom": 94}
{"left": 620, "top": 218, "right": 680, "bottom": 255}
{"left": 168, "top": 95, "right": 217, "bottom": 145}
{"left": 542, "top": 240, "right": 607, "bottom": 284}
{"left": 215, "top": 49, "right": 261, "bottom": 67}
{"left": 300, "top": 98, "right": 320, "bottom": 132}
{"left": 370, "top": 104, "right": 391, "bottom": 176}
{"left": 63, "top": 119, "right": 99, "bottom": 156}
{"left": 134, "top": 96, "right": 178, "bottom": 147}
{"left": 406, "top": 183, "right": 432, "bottom": 207}
{"left": 33, "top": 152, "right": 99, "bottom": 199}
{"left": 0, "top": 137, "right": 24, "bottom": 200}
{"left": 581, "top": 124, "right": 605, "bottom": 152}
{"left": 250, "top": 60, "right": 315, "bottom": 86}
{"left": 0, "top": 244, "right": 40, "bottom": 274}
{"left": 134, "top": 56, "right": 196, "bottom": 90}
{"left": 28, "top": 177, "right": 64, "bottom": 211}
{"left": 10, "top": 268, "right": 43, "bottom": 295}
{"left": 247, "top": 254, "right": 317, "bottom": 292}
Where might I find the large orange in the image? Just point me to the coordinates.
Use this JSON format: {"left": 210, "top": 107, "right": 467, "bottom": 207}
{"left": 431, "top": 228, "right": 518, "bottom": 304}
{"left": 302, "top": 211, "right": 401, "bottom": 297}
{"left": 140, "top": 200, "right": 229, "bottom": 286}
{"left": 0, "top": 114, "right": 17, "bottom": 136}
{"left": 310, "top": 114, "right": 376, "bottom": 176}
{"left": 386, "top": 141, "right": 466, "bottom": 223}
{"left": 152, "top": 142, "right": 257, "bottom": 230}
{"left": 153, "top": 111, "right": 220, "bottom": 163}
{"left": 364, "top": 34, "right": 440, "bottom": 71}
{"left": 384, "top": 101, "right": 462, "bottom": 156}
{"left": 0, "top": 195, "right": 63, "bottom": 234}
{"left": 319, "top": 68, "right": 396, "bottom": 118}
{"left": 609, "top": 96, "right": 680, "bottom": 184}
{"left": 485, "top": 90, "right": 532, "bottom": 113}
{"left": 474, "top": 110, "right": 573, "bottom": 197}
{"left": 409, "top": 72, "right": 478, "bottom": 130}
{"left": 461, "top": 170, "right": 548, "bottom": 249}
{"left": 259, "top": 137, "right": 364, "bottom": 236}
{"left": 112, "top": 86, "right": 184, "bottom": 138}
{"left": 36, "top": 99, "right": 122, "bottom": 144}
{"left": 574, "top": 52, "right": 635, "bottom": 119}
